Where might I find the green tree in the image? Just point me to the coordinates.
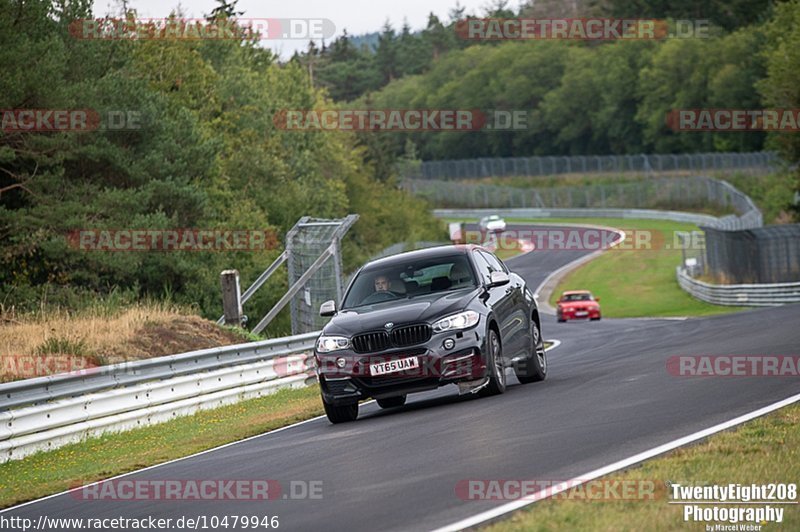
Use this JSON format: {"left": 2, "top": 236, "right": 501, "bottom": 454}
{"left": 757, "top": 0, "right": 800, "bottom": 219}
{"left": 375, "top": 21, "right": 398, "bottom": 84}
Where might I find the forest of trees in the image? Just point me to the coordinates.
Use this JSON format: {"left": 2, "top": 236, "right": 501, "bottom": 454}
{"left": 0, "top": 0, "right": 442, "bottom": 325}
{"left": 296, "top": 0, "right": 800, "bottom": 174}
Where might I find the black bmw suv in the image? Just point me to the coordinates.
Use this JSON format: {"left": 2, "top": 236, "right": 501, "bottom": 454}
{"left": 314, "top": 245, "right": 546, "bottom": 423}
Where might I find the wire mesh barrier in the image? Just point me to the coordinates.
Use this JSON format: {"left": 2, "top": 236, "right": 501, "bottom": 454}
{"left": 402, "top": 152, "right": 779, "bottom": 180}
{"left": 701, "top": 225, "right": 800, "bottom": 284}
{"left": 286, "top": 216, "right": 359, "bottom": 335}
{"left": 217, "top": 216, "right": 359, "bottom": 336}
{"left": 405, "top": 176, "right": 763, "bottom": 230}
{"left": 676, "top": 268, "right": 800, "bottom": 306}
{"left": 677, "top": 231, "right": 708, "bottom": 278}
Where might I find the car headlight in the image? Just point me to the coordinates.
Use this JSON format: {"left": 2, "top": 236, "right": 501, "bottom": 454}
{"left": 432, "top": 311, "right": 480, "bottom": 333}
{"left": 317, "top": 336, "right": 350, "bottom": 353}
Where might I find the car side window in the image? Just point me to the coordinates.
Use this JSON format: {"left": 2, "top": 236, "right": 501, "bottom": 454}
{"left": 480, "top": 250, "right": 507, "bottom": 273}
{"left": 472, "top": 251, "right": 493, "bottom": 284}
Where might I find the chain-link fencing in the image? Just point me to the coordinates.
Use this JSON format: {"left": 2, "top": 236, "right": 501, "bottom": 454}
{"left": 404, "top": 176, "right": 763, "bottom": 229}
{"left": 702, "top": 225, "right": 800, "bottom": 284}
{"left": 286, "top": 216, "right": 359, "bottom": 335}
{"left": 403, "top": 152, "right": 779, "bottom": 180}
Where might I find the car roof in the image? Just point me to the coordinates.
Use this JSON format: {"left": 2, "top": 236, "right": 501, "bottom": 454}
{"left": 563, "top": 290, "right": 592, "bottom": 295}
{"left": 364, "top": 244, "right": 485, "bottom": 270}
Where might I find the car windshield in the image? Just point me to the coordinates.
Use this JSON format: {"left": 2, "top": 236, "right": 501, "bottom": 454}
{"left": 341, "top": 254, "right": 477, "bottom": 309}
{"left": 562, "top": 293, "right": 592, "bottom": 301}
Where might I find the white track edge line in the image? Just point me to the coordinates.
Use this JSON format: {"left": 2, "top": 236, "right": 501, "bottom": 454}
{"left": 0, "top": 412, "right": 331, "bottom": 513}
{"left": 432, "top": 392, "right": 800, "bottom": 532}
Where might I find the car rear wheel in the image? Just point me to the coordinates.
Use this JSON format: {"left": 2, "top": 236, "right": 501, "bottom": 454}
{"left": 323, "top": 399, "right": 358, "bottom": 423}
{"left": 516, "top": 318, "right": 547, "bottom": 384}
{"left": 480, "top": 329, "right": 506, "bottom": 396}
{"left": 376, "top": 395, "right": 407, "bottom": 409}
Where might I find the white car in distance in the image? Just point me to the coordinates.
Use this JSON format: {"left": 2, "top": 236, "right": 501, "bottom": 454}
{"left": 479, "top": 215, "right": 507, "bottom": 233}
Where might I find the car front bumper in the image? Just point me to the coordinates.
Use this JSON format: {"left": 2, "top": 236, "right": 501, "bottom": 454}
{"left": 315, "top": 329, "right": 489, "bottom": 406}
{"left": 558, "top": 308, "right": 601, "bottom": 320}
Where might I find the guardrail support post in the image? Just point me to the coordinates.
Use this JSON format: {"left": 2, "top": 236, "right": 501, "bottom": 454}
{"left": 220, "top": 270, "right": 244, "bottom": 327}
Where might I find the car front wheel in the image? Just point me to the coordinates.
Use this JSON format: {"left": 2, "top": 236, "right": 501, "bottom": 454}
{"left": 323, "top": 399, "right": 358, "bottom": 423}
{"left": 516, "top": 318, "right": 547, "bottom": 383}
{"left": 480, "top": 329, "right": 506, "bottom": 396}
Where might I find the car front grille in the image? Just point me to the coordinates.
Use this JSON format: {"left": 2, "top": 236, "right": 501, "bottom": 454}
{"left": 352, "top": 331, "right": 391, "bottom": 353}
{"left": 352, "top": 323, "right": 432, "bottom": 354}
{"left": 391, "top": 324, "right": 432, "bottom": 347}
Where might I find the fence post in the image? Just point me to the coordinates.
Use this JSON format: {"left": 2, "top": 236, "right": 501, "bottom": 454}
{"left": 220, "top": 270, "right": 244, "bottom": 327}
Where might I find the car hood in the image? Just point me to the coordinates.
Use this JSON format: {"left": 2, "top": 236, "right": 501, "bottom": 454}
{"left": 324, "top": 288, "right": 481, "bottom": 335}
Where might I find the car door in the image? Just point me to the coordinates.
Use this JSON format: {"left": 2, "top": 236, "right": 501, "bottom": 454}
{"left": 479, "top": 250, "right": 528, "bottom": 358}
{"left": 472, "top": 250, "right": 517, "bottom": 362}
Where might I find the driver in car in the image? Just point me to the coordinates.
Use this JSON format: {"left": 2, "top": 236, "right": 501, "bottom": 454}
{"left": 359, "top": 273, "right": 399, "bottom": 305}
{"left": 374, "top": 274, "right": 391, "bottom": 293}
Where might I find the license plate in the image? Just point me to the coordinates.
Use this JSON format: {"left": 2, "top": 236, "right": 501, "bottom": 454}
{"left": 370, "top": 357, "right": 420, "bottom": 376}
{"left": 575, "top": 311, "right": 588, "bottom": 317}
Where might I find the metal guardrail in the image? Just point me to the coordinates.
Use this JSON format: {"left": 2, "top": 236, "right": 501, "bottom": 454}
{"left": 0, "top": 333, "right": 319, "bottom": 411}
{"left": 676, "top": 268, "right": 800, "bottom": 306}
{"left": 0, "top": 333, "right": 320, "bottom": 462}
{"left": 434, "top": 202, "right": 797, "bottom": 308}
{"left": 434, "top": 207, "right": 723, "bottom": 226}
{"left": 411, "top": 176, "right": 764, "bottom": 226}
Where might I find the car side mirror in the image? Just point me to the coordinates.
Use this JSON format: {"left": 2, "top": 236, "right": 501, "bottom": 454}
{"left": 595, "top": 297, "right": 601, "bottom": 302}
{"left": 487, "top": 271, "right": 510, "bottom": 288}
{"left": 319, "top": 300, "right": 337, "bottom": 317}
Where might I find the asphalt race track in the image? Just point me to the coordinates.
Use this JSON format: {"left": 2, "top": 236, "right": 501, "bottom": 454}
{"left": 4, "top": 225, "right": 800, "bottom": 531}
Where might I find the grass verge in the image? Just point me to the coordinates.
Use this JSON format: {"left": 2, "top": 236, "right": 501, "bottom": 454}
{"left": 445, "top": 217, "right": 747, "bottom": 318}
{"left": 0, "top": 385, "right": 324, "bottom": 509}
{"left": 540, "top": 218, "right": 746, "bottom": 318}
{"left": 485, "top": 401, "right": 800, "bottom": 531}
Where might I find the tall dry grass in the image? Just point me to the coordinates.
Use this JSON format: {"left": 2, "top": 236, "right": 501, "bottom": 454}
{"left": 0, "top": 302, "right": 197, "bottom": 381}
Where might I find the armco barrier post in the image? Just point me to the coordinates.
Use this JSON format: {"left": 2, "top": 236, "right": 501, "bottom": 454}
{"left": 220, "top": 270, "right": 244, "bottom": 327}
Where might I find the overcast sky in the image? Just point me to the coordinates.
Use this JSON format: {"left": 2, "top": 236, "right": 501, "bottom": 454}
{"left": 91, "top": 0, "right": 504, "bottom": 58}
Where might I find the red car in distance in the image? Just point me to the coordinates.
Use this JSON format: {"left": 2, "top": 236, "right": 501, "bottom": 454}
{"left": 556, "top": 290, "right": 601, "bottom": 322}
